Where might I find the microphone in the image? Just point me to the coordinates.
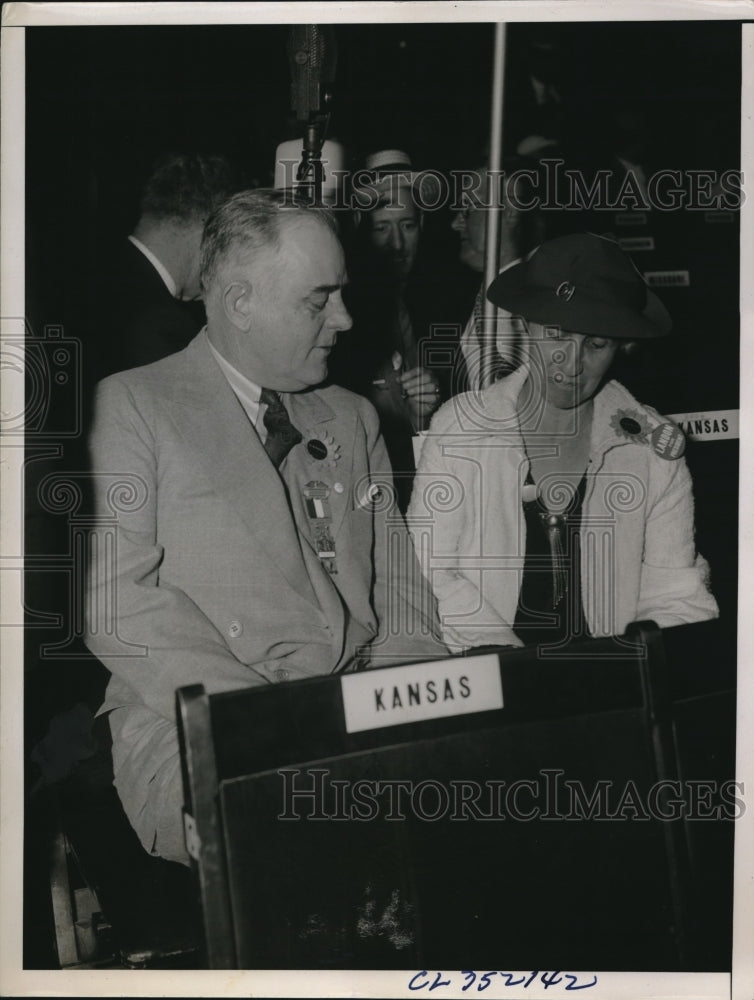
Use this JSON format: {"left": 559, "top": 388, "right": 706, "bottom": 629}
{"left": 285, "top": 26, "right": 338, "bottom": 203}
{"left": 286, "top": 25, "right": 337, "bottom": 121}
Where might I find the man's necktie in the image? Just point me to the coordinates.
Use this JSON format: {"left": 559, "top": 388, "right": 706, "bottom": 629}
{"left": 260, "top": 388, "right": 302, "bottom": 469}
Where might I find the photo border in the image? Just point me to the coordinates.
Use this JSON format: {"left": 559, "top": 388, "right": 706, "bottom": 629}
{"left": 1, "top": 3, "right": 751, "bottom": 998}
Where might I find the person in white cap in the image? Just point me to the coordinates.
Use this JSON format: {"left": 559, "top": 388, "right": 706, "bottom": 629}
{"left": 330, "top": 149, "right": 445, "bottom": 510}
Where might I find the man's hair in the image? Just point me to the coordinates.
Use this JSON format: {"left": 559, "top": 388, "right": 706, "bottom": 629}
{"left": 138, "top": 152, "right": 241, "bottom": 222}
{"left": 199, "top": 188, "right": 339, "bottom": 295}
{"left": 466, "top": 160, "right": 547, "bottom": 255}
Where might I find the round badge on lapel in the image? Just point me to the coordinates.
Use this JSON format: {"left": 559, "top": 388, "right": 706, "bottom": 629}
{"left": 305, "top": 429, "right": 341, "bottom": 469}
{"left": 650, "top": 422, "right": 686, "bottom": 460}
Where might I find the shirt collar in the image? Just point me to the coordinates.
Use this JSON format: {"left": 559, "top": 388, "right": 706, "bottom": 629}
{"left": 205, "top": 330, "right": 264, "bottom": 431}
{"left": 128, "top": 234, "right": 177, "bottom": 298}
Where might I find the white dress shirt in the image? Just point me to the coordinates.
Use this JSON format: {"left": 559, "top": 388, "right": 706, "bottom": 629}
{"left": 128, "top": 234, "right": 178, "bottom": 298}
{"left": 206, "top": 331, "right": 270, "bottom": 443}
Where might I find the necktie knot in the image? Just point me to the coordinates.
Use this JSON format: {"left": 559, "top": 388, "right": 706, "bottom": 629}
{"left": 259, "top": 387, "right": 280, "bottom": 408}
{"left": 260, "top": 388, "right": 302, "bottom": 468}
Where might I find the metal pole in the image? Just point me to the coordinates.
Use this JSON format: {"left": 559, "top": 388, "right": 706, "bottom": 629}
{"left": 481, "top": 22, "right": 507, "bottom": 389}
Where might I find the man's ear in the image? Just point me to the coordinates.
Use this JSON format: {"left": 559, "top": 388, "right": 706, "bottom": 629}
{"left": 222, "top": 281, "right": 253, "bottom": 329}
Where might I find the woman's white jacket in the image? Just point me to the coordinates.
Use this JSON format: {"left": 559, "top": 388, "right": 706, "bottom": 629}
{"left": 407, "top": 366, "right": 718, "bottom": 651}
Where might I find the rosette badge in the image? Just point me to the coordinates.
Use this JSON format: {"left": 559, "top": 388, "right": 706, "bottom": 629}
{"left": 611, "top": 409, "right": 651, "bottom": 443}
{"left": 305, "top": 430, "right": 341, "bottom": 469}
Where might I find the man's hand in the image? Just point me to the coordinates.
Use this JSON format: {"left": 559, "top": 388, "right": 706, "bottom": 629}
{"left": 399, "top": 366, "right": 441, "bottom": 427}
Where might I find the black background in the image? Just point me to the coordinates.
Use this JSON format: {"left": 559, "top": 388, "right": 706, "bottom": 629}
{"left": 24, "top": 17, "right": 742, "bottom": 622}
{"left": 26, "top": 21, "right": 741, "bottom": 349}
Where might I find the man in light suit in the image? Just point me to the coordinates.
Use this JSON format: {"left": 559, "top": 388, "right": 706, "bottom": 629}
{"left": 84, "top": 189, "right": 447, "bottom": 865}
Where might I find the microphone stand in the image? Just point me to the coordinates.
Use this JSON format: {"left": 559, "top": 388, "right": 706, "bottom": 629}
{"left": 287, "top": 25, "right": 337, "bottom": 206}
{"left": 481, "top": 23, "right": 508, "bottom": 389}
{"left": 296, "top": 118, "right": 329, "bottom": 206}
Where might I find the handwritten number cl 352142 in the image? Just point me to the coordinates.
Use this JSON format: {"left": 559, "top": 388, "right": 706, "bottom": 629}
{"left": 408, "top": 970, "right": 598, "bottom": 992}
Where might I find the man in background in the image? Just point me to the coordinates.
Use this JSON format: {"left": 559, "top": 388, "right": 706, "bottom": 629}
{"left": 92, "top": 151, "right": 241, "bottom": 378}
{"left": 451, "top": 162, "right": 546, "bottom": 389}
{"left": 329, "top": 149, "right": 446, "bottom": 509}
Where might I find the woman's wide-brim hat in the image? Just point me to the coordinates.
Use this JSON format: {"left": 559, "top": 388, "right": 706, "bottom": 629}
{"left": 352, "top": 149, "right": 441, "bottom": 210}
{"left": 487, "top": 232, "right": 672, "bottom": 340}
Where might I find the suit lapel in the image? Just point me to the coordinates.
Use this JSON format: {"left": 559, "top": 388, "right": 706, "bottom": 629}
{"left": 285, "top": 389, "right": 355, "bottom": 547}
{"left": 282, "top": 389, "right": 356, "bottom": 655}
{"left": 163, "top": 335, "right": 317, "bottom": 605}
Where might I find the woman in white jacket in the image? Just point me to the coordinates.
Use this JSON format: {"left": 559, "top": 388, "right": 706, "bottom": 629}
{"left": 407, "top": 233, "right": 718, "bottom": 651}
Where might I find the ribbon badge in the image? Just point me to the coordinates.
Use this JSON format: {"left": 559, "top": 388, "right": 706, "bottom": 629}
{"left": 303, "top": 480, "right": 337, "bottom": 574}
{"left": 305, "top": 429, "right": 341, "bottom": 469}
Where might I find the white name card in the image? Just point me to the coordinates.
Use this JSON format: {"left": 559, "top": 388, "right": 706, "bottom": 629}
{"left": 341, "top": 654, "right": 503, "bottom": 735}
{"left": 618, "top": 236, "right": 655, "bottom": 252}
{"left": 668, "top": 408, "right": 739, "bottom": 442}
{"left": 643, "top": 269, "right": 690, "bottom": 287}
{"left": 615, "top": 212, "right": 648, "bottom": 227}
